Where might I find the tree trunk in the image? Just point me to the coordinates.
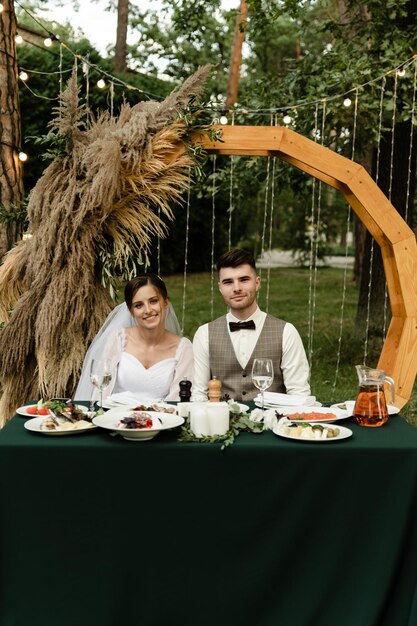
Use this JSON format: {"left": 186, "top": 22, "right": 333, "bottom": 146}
{"left": 0, "top": 0, "right": 23, "bottom": 260}
{"left": 226, "top": 0, "right": 248, "bottom": 107}
{"left": 114, "top": 0, "right": 129, "bottom": 73}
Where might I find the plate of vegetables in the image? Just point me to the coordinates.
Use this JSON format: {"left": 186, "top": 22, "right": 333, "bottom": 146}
{"left": 273, "top": 417, "right": 352, "bottom": 442}
{"left": 16, "top": 399, "right": 88, "bottom": 418}
{"left": 278, "top": 405, "right": 350, "bottom": 423}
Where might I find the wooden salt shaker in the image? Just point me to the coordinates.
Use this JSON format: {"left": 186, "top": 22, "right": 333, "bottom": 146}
{"left": 208, "top": 377, "right": 222, "bottom": 402}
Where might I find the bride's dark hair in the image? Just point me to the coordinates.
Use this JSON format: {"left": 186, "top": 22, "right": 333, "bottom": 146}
{"left": 124, "top": 274, "right": 168, "bottom": 310}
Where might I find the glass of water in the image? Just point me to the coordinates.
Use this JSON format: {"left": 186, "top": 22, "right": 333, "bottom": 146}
{"left": 252, "top": 358, "right": 274, "bottom": 412}
{"left": 90, "top": 359, "right": 112, "bottom": 408}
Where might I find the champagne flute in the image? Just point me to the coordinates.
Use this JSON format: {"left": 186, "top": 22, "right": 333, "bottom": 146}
{"left": 90, "top": 359, "right": 112, "bottom": 409}
{"left": 252, "top": 358, "right": 274, "bottom": 412}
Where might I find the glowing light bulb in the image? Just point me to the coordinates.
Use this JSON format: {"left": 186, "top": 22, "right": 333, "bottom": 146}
{"left": 219, "top": 115, "right": 228, "bottom": 125}
{"left": 15, "top": 35, "right": 23, "bottom": 44}
{"left": 43, "top": 37, "right": 53, "bottom": 47}
{"left": 18, "top": 152, "right": 28, "bottom": 162}
{"left": 97, "top": 78, "right": 106, "bottom": 89}
{"left": 283, "top": 115, "right": 292, "bottom": 125}
{"left": 343, "top": 97, "right": 352, "bottom": 107}
{"left": 19, "top": 71, "right": 28, "bottom": 81}
{"left": 0, "top": 4, "right": 4, "bottom": 13}
{"left": 397, "top": 68, "right": 406, "bottom": 77}
{"left": 22, "top": 233, "right": 33, "bottom": 240}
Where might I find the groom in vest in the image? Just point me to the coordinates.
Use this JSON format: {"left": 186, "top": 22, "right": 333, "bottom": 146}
{"left": 192, "top": 248, "right": 311, "bottom": 402}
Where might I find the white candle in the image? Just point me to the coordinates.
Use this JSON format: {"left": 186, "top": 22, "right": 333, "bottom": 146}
{"left": 189, "top": 403, "right": 210, "bottom": 437}
{"left": 206, "top": 402, "right": 230, "bottom": 436}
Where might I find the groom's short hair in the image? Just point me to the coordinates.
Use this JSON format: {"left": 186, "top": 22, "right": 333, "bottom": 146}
{"left": 216, "top": 248, "right": 257, "bottom": 274}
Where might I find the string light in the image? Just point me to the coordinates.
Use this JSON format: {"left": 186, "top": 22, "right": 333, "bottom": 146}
{"left": 19, "top": 71, "right": 29, "bottom": 81}
{"left": 0, "top": 4, "right": 4, "bottom": 13}
{"left": 18, "top": 152, "right": 28, "bottom": 162}
{"left": 219, "top": 115, "right": 228, "bottom": 125}
{"left": 15, "top": 35, "right": 23, "bottom": 44}
{"left": 283, "top": 114, "right": 292, "bottom": 125}
{"left": 12, "top": 0, "right": 417, "bottom": 121}
{"left": 43, "top": 37, "right": 53, "bottom": 48}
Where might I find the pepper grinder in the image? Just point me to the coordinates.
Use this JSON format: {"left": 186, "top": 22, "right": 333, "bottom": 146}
{"left": 179, "top": 377, "right": 192, "bottom": 402}
{"left": 208, "top": 377, "right": 222, "bottom": 402}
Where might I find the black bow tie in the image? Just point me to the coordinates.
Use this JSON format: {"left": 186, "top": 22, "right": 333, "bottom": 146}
{"left": 229, "top": 320, "right": 256, "bottom": 332}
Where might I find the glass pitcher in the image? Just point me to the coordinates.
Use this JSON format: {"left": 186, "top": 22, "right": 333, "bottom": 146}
{"left": 354, "top": 365, "right": 395, "bottom": 427}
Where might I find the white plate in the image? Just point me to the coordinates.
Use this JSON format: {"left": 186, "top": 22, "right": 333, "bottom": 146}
{"left": 255, "top": 401, "right": 322, "bottom": 410}
{"left": 16, "top": 403, "right": 88, "bottom": 418}
{"left": 93, "top": 409, "right": 184, "bottom": 441}
{"left": 273, "top": 421, "right": 353, "bottom": 443}
{"left": 330, "top": 401, "right": 400, "bottom": 416}
{"left": 24, "top": 416, "right": 96, "bottom": 435}
{"left": 102, "top": 399, "right": 177, "bottom": 413}
{"left": 276, "top": 405, "right": 350, "bottom": 423}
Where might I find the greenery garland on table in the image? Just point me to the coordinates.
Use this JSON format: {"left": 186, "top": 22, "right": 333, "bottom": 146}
{"left": 178, "top": 412, "right": 264, "bottom": 450}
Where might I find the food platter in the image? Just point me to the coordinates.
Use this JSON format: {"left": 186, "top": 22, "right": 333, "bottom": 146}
{"left": 93, "top": 408, "right": 184, "bottom": 441}
{"left": 274, "top": 405, "right": 350, "bottom": 423}
{"left": 24, "top": 416, "right": 96, "bottom": 436}
{"left": 16, "top": 403, "right": 88, "bottom": 418}
{"left": 273, "top": 420, "right": 353, "bottom": 443}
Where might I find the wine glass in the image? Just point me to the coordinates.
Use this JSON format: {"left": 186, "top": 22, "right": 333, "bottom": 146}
{"left": 252, "top": 358, "right": 274, "bottom": 412}
{"left": 90, "top": 359, "right": 112, "bottom": 409}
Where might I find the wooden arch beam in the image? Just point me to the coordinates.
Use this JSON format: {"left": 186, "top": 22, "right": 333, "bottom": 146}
{"left": 193, "top": 125, "right": 417, "bottom": 407}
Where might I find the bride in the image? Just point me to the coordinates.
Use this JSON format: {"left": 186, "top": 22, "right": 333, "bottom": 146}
{"left": 74, "top": 274, "right": 193, "bottom": 403}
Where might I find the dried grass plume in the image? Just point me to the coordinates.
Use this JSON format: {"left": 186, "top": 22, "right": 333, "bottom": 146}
{"left": 0, "top": 66, "right": 211, "bottom": 424}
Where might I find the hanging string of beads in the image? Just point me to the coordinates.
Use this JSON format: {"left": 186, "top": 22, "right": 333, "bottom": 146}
{"left": 332, "top": 88, "right": 359, "bottom": 396}
{"left": 265, "top": 113, "right": 278, "bottom": 313}
{"left": 210, "top": 155, "right": 217, "bottom": 321}
{"left": 258, "top": 114, "right": 273, "bottom": 286}
{"left": 228, "top": 111, "right": 235, "bottom": 249}
{"left": 180, "top": 169, "right": 191, "bottom": 334}
{"left": 307, "top": 102, "right": 319, "bottom": 366}
{"left": 405, "top": 58, "right": 417, "bottom": 223}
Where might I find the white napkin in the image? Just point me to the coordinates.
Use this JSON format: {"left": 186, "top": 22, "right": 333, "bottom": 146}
{"left": 105, "top": 392, "right": 161, "bottom": 407}
{"left": 254, "top": 392, "right": 316, "bottom": 406}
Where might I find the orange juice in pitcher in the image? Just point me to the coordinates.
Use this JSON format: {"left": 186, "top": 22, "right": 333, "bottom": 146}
{"left": 353, "top": 365, "right": 395, "bottom": 427}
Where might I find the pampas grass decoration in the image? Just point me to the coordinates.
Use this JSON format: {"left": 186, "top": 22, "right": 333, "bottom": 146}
{"left": 0, "top": 66, "right": 211, "bottom": 424}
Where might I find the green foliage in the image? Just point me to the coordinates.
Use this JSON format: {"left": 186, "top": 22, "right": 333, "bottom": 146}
{"left": 0, "top": 198, "right": 29, "bottom": 231}
{"left": 126, "top": 0, "right": 234, "bottom": 92}
{"left": 178, "top": 409, "right": 264, "bottom": 449}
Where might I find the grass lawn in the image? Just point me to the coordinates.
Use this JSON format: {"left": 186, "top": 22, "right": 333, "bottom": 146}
{"left": 166, "top": 267, "right": 417, "bottom": 427}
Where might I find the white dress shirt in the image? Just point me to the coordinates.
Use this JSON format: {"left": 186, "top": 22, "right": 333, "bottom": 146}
{"left": 192, "top": 306, "right": 310, "bottom": 401}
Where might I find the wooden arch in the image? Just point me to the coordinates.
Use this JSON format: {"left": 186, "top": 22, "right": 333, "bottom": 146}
{"left": 193, "top": 125, "right": 417, "bottom": 408}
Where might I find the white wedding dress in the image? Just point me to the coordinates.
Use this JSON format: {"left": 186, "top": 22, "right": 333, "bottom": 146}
{"left": 112, "top": 335, "right": 190, "bottom": 402}
{"left": 74, "top": 302, "right": 193, "bottom": 403}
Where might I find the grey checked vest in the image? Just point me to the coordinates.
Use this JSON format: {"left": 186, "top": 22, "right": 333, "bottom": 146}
{"left": 208, "top": 314, "right": 286, "bottom": 402}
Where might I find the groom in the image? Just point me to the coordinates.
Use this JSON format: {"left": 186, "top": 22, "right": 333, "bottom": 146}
{"left": 192, "top": 248, "right": 310, "bottom": 402}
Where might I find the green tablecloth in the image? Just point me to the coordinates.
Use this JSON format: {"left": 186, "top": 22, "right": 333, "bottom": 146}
{"left": 1, "top": 409, "right": 417, "bottom": 626}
